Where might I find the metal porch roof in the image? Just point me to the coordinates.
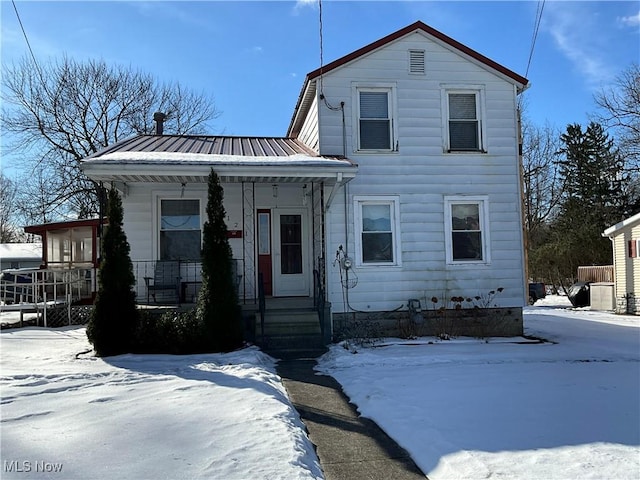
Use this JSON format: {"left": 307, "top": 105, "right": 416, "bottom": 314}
{"left": 81, "top": 135, "right": 357, "bottom": 184}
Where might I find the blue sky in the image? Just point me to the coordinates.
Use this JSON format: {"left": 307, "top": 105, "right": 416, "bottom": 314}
{"left": 1, "top": 0, "right": 639, "bottom": 143}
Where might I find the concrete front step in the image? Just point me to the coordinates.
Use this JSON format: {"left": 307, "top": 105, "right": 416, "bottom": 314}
{"left": 255, "top": 310, "right": 321, "bottom": 336}
{"left": 259, "top": 333, "right": 326, "bottom": 351}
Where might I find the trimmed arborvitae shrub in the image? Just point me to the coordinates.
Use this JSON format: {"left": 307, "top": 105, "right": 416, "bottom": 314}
{"left": 133, "top": 309, "right": 209, "bottom": 355}
{"left": 87, "top": 186, "right": 138, "bottom": 356}
{"left": 196, "top": 169, "right": 243, "bottom": 351}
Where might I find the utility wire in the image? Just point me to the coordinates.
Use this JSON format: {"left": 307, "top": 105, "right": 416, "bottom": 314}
{"left": 319, "top": 0, "right": 324, "bottom": 84}
{"left": 317, "top": 0, "right": 342, "bottom": 112}
{"left": 525, "top": 0, "right": 545, "bottom": 79}
{"left": 12, "top": 0, "right": 38, "bottom": 66}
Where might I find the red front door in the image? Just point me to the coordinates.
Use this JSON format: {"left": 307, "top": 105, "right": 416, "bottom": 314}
{"left": 257, "top": 209, "right": 272, "bottom": 295}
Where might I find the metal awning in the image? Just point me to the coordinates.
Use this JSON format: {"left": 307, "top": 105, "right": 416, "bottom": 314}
{"left": 81, "top": 135, "right": 358, "bottom": 185}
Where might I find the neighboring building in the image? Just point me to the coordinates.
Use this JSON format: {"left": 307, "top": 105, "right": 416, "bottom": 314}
{"left": 603, "top": 212, "right": 640, "bottom": 315}
{"left": 23, "top": 218, "right": 104, "bottom": 302}
{"left": 81, "top": 21, "right": 529, "bottom": 339}
{"left": 0, "top": 243, "right": 42, "bottom": 271}
{"left": 24, "top": 218, "right": 102, "bottom": 270}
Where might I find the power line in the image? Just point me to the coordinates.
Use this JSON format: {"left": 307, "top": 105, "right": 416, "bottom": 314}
{"left": 318, "top": 0, "right": 325, "bottom": 94}
{"left": 525, "top": 0, "right": 546, "bottom": 79}
{"left": 11, "top": 0, "right": 38, "bottom": 66}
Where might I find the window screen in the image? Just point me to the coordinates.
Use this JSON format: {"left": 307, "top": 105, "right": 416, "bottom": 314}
{"left": 449, "top": 93, "right": 479, "bottom": 151}
{"left": 160, "top": 199, "right": 201, "bottom": 261}
{"left": 451, "top": 203, "right": 483, "bottom": 261}
{"left": 361, "top": 203, "right": 393, "bottom": 263}
{"left": 359, "top": 91, "right": 391, "bottom": 150}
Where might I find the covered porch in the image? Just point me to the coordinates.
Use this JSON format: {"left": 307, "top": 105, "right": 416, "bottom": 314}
{"left": 81, "top": 135, "right": 357, "bottom": 347}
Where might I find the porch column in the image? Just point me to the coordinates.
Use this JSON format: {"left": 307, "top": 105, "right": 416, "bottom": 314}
{"left": 242, "top": 182, "right": 256, "bottom": 302}
{"left": 312, "top": 182, "right": 326, "bottom": 294}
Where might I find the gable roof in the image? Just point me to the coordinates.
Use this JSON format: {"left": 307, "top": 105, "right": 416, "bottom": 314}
{"left": 81, "top": 135, "right": 357, "bottom": 184}
{"left": 288, "top": 20, "right": 529, "bottom": 137}
{"left": 603, "top": 212, "right": 640, "bottom": 237}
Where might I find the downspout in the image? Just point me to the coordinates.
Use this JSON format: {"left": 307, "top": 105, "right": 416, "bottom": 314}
{"left": 516, "top": 86, "right": 528, "bottom": 307}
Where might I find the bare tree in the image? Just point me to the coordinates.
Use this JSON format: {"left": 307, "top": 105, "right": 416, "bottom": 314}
{"left": 0, "top": 174, "right": 22, "bottom": 242}
{"left": 2, "top": 56, "right": 220, "bottom": 219}
{"left": 521, "top": 119, "right": 563, "bottom": 247}
{"left": 594, "top": 63, "right": 640, "bottom": 171}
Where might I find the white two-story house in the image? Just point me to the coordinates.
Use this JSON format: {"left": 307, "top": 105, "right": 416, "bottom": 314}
{"left": 81, "top": 21, "right": 529, "bottom": 342}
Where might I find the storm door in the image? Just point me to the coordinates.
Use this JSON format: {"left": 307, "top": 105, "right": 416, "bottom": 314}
{"left": 272, "top": 209, "right": 309, "bottom": 296}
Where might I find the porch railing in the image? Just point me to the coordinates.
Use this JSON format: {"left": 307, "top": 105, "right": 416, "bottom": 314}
{"left": 0, "top": 267, "right": 92, "bottom": 326}
{"left": 132, "top": 259, "right": 243, "bottom": 305}
{"left": 258, "top": 272, "right": 265, "bottom": 342}
{"left": 313, "top": 268, "right": 327, "bottom": 342}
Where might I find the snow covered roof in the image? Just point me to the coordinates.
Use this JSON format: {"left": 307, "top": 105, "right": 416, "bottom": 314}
{"left": 81, "top": 135, "right": 357, "bottom": 184}
{"left": 0, "top": 243, "right": 42, "bottom": 261}
{"left": 603, "top": 212, "right": 640, "bottom": 237}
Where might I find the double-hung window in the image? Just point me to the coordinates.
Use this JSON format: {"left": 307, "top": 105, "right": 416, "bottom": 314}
{"left": 354, "top": 85, "right": 396, "bottom": 151}
{"left": 160, "top": 199, "right": 201, "bottom": 261}
{"left": 443, "top": 87, "right": 485, "bottom": 152}
{"left": 445, "top": 196, "right": 490, "bottom": 264}
{"left": 354, "top": 196, "right": 401, "bottom": 266}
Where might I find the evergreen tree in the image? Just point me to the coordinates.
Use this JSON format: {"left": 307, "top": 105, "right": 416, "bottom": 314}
{"left": 557, "top": 122, "right": 627, "bottom": 223}
{"left": 87, "top": 187, "right": 138, "bottom": 356}
{"left": 196, "top": 169, "right": 243, "bottom": 352}
{"left": 544, "top": 122, "right": 627, "bottom": 282}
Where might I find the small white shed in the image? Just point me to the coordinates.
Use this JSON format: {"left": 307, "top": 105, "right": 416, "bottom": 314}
{"left": 603, "top": 212, "right": 640, "bottom": 314}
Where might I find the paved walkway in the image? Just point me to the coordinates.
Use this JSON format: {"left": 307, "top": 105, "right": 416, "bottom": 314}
{"left": 275, "top": 351, "right": 427, "bottom": 480}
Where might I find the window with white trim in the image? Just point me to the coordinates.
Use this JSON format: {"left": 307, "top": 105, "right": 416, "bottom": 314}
{"left": 354, "top": 85, "right": 396, "bottom": 151}
{"left": 445, "top": 196, "right": 490, "bottom": 264}
{"left": 354, "top": 196, "right": 401, "bottom": 266}
{"left": 443, "top": 88, "right": 485, "bottom": 152}
{"left": 160, "top": 199, "right": 201, "bottom": 261}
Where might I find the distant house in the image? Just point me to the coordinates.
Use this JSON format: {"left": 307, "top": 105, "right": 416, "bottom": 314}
{"left": 603, "top": 212, "right": 640, "bottom": 315}
{"left": 0, "top": 243, "right": 42, "bottom": 271}
{"left": 81, "top": 21, "right": 529, "bottom": 341}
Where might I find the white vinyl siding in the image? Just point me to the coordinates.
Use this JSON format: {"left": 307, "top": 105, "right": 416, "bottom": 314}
{"left": 320, "top": 31, "right": 525, "bottom": 309}
{"left": 354, "top": 195, "right": 401, "bottom": 267}
{"left": 297, "top": 95, "right": 320, "bottom": 152}
{"left": 353, "top": 84, "right": 397, "bottom": 152}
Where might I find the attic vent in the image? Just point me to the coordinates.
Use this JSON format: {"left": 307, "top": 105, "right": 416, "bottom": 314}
{"left": 409, "top": 50, "right": 425, "bottom": 74}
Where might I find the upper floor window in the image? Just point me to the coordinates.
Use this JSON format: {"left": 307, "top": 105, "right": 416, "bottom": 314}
{"left": 160, "top": 199, "right": 201, "bottom": 261}
{"left": 354, "top": 85, "right": 397, "bottom": 152}
{"left": 442, "top": 87, "right": 486, "bottom": 153}
{"left": 445, "top": 196, "right": 490, "bottom": 265}
{"left": 354, "top": 195, "right": 402, "bottom": 266}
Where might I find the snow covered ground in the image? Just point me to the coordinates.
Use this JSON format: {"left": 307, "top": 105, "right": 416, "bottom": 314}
{"left": 317, "top": 296, "right": 640, "bottom": 480}
{"left": 1, "top": 297, "right": 638, "bottom": 479}
{"left": 0, "top": 328, "right": 322, "bottom": 480}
